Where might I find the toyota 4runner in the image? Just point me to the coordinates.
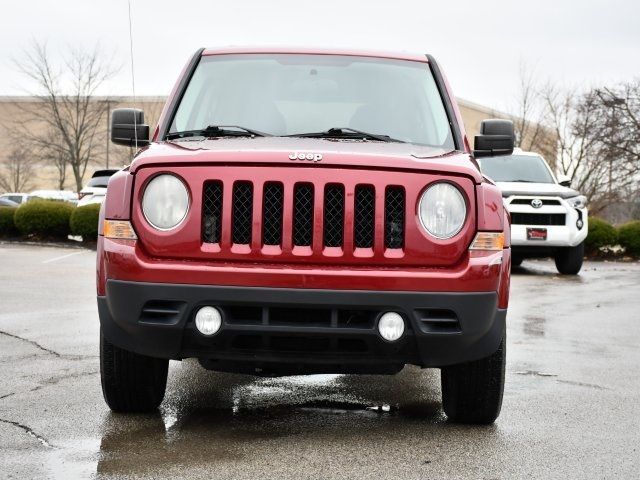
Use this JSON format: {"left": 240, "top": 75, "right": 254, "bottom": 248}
{"left": 480, "top": 149, "right": 588, "bottom": 274}
{"left": 98, "top": 47, "right": 514, "bottom": 424}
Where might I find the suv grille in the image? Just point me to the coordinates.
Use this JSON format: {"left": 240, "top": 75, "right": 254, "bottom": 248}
{"left": 202, "top": 181, "right": 406, "bottom": 250}
{"left": 511, "top": 213, "right": 566, "bottom": 226}
{"left": 293, "top": 183, "right": 314, "bottom": 246}
{"left": 354, "top": 185, "right": 375, "bottom": 248}
{"left": 385, "top": 187, "right": 405, "bottom": 248}
{"left": 232, "top": 182, "right": 253, "bottom": 244}
{"left": 262, "top": 183, "right": 284, "bottom": 245}
{"left": 202, "top": 181, "right": 223, "bottom": 244}
{"left": 510, "top": 198, "right": 561, "bottom": 206}
{"left": 323, "top": 184, "right": 345, "bottom": 248}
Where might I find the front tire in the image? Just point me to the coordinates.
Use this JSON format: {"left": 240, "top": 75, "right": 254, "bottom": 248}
{"left": 554, "top": 241, "right": 584, "bottom": 275}
{"left": 100, "top": 330, "right": 169, "bottom": 413}
{"left": 441, "top": 337, "right": 505, "bottom": 424}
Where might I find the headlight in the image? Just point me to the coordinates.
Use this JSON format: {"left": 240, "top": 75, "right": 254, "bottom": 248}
{"left": 567, "top": 195, "right": 587, "bottom": 209}
{"left": 142, "top": 174, "right": 189, "bottom": 230}
{"left": 418, "top": 182, "right": 467, "bottom": 239}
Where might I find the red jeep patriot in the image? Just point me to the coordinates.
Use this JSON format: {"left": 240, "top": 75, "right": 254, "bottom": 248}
{"left": 98, "top": 47, "right": 514, "bottom": 424}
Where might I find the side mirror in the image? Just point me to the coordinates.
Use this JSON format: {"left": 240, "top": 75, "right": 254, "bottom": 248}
{"left": 111, "top": 108, "right": 150, "bottom": 147}
{"left": 557, "top": 174, "right": 571, "bottom": 187}
{"left": 473, "top": 119, "right": 515, "bottom": 157}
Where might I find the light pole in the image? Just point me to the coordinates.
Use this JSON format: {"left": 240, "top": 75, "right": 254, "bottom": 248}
{"left": 104, "top": 99, "right": 115, "bottom": 169}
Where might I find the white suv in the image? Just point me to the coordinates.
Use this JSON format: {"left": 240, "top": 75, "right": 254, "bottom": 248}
{"left": 480, "top": 150, "right": 588, "bottom": 275}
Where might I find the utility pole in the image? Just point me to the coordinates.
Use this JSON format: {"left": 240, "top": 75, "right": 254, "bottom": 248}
{"left": 105, "top": 100, "right": 112, "bottom": 169}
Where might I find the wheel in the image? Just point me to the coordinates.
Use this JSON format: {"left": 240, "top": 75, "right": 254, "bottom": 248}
{"left": 511, "top": 255, "right": 523, "bottom": 268}
{"left": 100, "top": 330, "right": 169, "bottom": 413}
{"left": 554, "top": 241, "right": 584, "bottom": 275}
{"left": 441, "top": 336, "right": 505, "bottom": 424}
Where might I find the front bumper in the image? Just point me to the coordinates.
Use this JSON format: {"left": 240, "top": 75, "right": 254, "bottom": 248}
{"left": 99, "top": 280, "right": 506, "bottom": 374}
{"left": 507, "top": 199, "right": 588, "bottom": 248}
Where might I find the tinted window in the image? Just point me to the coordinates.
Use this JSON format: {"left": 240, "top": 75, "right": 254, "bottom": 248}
{"left": 480, "top": 155, "right": 555, "bottom": 184}
{"left": 170, "top": 54, "right": 454, "bottom": 150}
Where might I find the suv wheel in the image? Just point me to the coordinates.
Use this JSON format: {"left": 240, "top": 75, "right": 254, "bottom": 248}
{"left": 100, "top": 330, "right": 169, "bottom": 413}
{"left": 441, "top": 336, "right": 505, "bottom": 424}
{"left": 554, "top": 241, "right": 584, "bottom": 275}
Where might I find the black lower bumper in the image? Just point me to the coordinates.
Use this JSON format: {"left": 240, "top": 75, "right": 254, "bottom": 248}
{"left": 98, "top": 280, "right": 506, "bottom": 374}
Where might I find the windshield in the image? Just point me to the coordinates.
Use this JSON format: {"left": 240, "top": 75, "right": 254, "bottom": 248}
{"left": 479, "top": 154, "right": 555, "bottom": 184}
{"left": 169, "top": 54, "right": 455, "bottom": 149}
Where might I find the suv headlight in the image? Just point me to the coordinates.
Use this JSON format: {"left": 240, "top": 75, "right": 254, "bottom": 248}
{"left": 142, "top": 174, "right": 190, "bottom": 230}
{"left": 418, "top": 182, "right": 467, "bottom": 239}
{"left": 567, "top": 195, "right": 587, "bottom": 209}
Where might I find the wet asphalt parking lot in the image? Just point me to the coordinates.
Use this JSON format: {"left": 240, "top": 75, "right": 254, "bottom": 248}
{"left": 0, "top": 243, "right": 639, "bottom": 479}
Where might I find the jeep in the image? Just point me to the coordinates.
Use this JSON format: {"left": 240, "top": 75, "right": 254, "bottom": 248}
{"left": 98, "top": 47, "right": 514, "bottom": 424}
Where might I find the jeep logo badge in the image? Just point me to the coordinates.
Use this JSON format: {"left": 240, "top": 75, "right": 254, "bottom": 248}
{"left": 531, "top": 198, "right": 543, "bottom": 209}
{"left": 289, "top": 152, "right": 322, "bottom": 162}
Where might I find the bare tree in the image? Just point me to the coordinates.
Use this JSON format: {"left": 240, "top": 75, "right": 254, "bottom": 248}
{"left": 513, "top": 63, "right": 544, "bottom": 149}
{"left": 10, "top": 41, "right": 118, "bottom": 191}
{"left": 509, "top": 62, "right": 558, "bottom": 165}
{"left": 0, "top": 148, "right": 35, "bottom": 192}
{"left": 539, "top": 80, "right": 640, "bottom": 215}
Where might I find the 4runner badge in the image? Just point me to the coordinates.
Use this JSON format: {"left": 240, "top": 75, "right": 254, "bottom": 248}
{"left": 531, "top": 198, "right": 543, "bottom": 209}
{"left": 289, "top": 152, "right": 323, "bottom": 162}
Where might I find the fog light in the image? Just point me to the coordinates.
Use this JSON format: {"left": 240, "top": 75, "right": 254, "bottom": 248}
{"left": 576, "top": 219, "right": 584, "bottom": 229}
{"left": 195, "top": 306, "right": 222, "bottom": 336}
{"left": 378, "top": 312, "right": 405, "bottom": 342}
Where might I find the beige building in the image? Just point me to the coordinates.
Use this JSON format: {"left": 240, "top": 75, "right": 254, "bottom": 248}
{"left": 0, "top": 96, "right": 556, "bottom": 193}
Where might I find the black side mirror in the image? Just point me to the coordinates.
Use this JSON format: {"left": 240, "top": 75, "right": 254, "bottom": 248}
{"left": 557, "top": 174, "right": 571, "bottom": 187}
{"left": 473, "top": 119, "right": 514, "bottom": 157}
{"left": 111, "top": 108, "right": 150, "bottom": 147}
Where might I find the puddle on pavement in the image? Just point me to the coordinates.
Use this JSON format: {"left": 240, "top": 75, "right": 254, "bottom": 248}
{"left": 44, "top": 364, "right": 445, "bottom": 478}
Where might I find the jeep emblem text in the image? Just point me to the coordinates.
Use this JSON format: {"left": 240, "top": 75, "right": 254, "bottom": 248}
{"left": 289, "top": 152, "right": 323, "bottom": 162}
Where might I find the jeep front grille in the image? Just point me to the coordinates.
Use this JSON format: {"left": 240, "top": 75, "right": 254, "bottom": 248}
{"left": 384, "top": 186, "right": 405, "bottom": 249}
{"left": 262, "top": 182, "right": 284, "bottom": 245}
{"left": 354, "top": 185, "right": 375, "bottom": 248}
{"left": 202, "top": 181, "right": 223, "bottom": 244}
{"left": 323, "top": 184, "right": 345, "bottom": 248}
{"left": 293, "top": 183, "right": 314, "bottom": 247}
{"left": 202, "top": 180, "right": 406, "bottom": 250}
{"left": 231, "top": 181, "right": 253, "bottom": 244}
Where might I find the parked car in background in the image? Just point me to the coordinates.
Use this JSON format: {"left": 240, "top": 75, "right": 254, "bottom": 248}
{"left": 479, "top": 149, "right": 588, "bottom": 274}
{"left": 78, "top": 169, "right": 119, "bottom": 207}
{"left": 0, "top": 193, "right": 29, "bottom": 205}
{"left": 28, "top": 190, "right": 78, "bottom": 203}
{"left": 0, "top": 197, "right": 18, "bottom": 207}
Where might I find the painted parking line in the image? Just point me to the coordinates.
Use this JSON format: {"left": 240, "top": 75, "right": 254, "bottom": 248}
{"left": 42, "top": 251, "right": 85, "bottom": 264}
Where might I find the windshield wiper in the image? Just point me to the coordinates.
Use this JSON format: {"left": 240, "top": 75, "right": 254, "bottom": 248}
{"left": 286, "top": 127, "right": 404, "bottom": 143}
{"left": 166, "top": 125, "right": 271, "bottom": 140}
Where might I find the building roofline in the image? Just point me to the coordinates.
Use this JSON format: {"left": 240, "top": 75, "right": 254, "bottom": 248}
{"left": 0, "top": 95, "right": 167, "bottom": 103}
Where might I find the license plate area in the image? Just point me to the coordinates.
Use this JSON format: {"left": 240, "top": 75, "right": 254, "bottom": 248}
{"left": 527, "top": 227, "right": 547, "bottom": 240}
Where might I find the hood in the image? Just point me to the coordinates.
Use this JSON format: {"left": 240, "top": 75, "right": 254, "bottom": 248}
{"left": 129, "top": 137, "right": 483, "bottom": 183}
{"left": 496, "top": 181, "right": 580, "bottom": 199}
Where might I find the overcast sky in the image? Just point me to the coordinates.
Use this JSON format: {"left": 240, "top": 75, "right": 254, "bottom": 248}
{"left": 1, "top": 0, "right": 638, "bottom": 111}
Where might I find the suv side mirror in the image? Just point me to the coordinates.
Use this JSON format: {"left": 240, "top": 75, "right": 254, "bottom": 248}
{"left": 473, "top": 119, "right": 515, "bottom": 157}
{"left": 557, "top": 174, "right": 571, "bottom": 187}
{"left": 111, "top": 108, "right": 150, "bottom": 147}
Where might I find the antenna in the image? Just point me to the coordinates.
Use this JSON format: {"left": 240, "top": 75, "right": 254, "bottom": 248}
{"left": 127, "top": 0, "right": 138, "bottom": 150}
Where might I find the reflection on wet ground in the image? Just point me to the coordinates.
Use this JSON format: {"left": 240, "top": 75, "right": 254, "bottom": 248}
{"left": 96, "top": 364, "right": 446, "bottom": 477}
